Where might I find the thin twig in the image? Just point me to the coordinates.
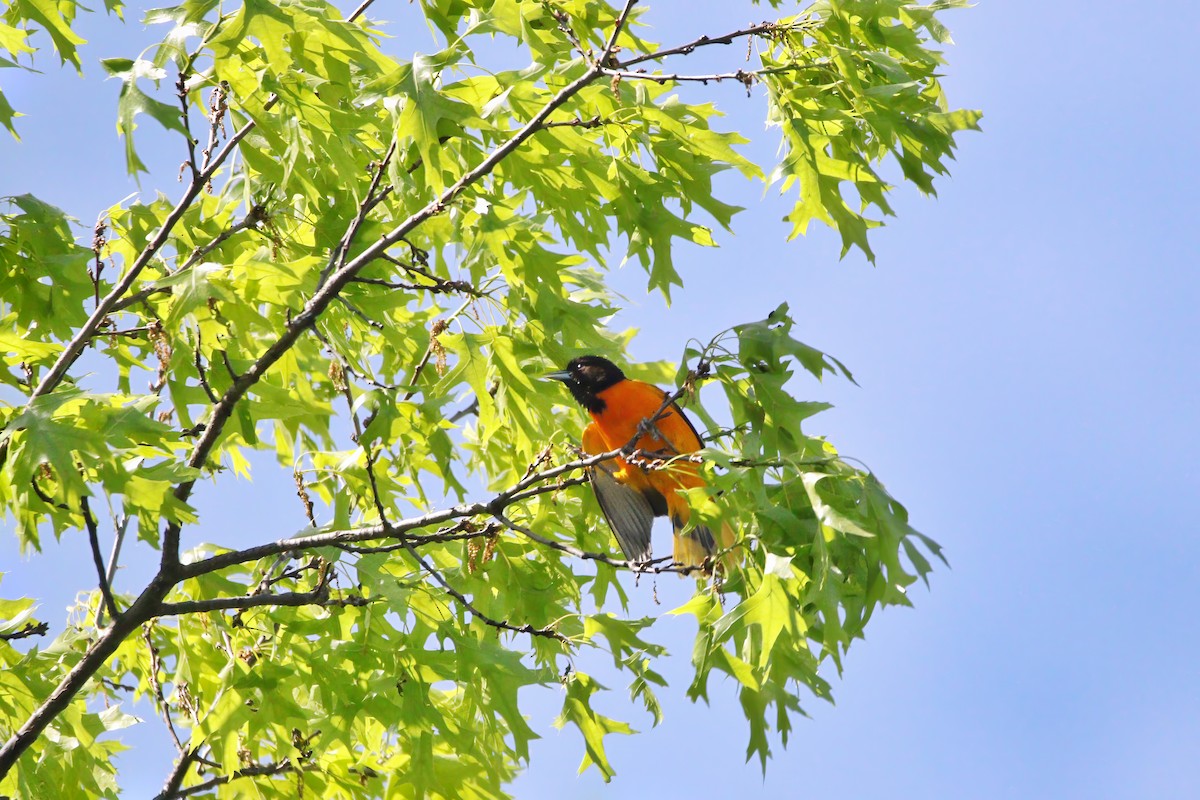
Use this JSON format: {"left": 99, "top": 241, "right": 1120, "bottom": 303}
{"left": 617, "top": 21, "right": 784, "bottom": 69}
{"left": 317, "top": 139, "right": 397, "bottom": 291}
{"left": 197, "top": 81, "right": 229, "bottom": 176}
{"left": 402, "top": 297, "right": 472, "bottom": 401}
{"left": 155, "top": 588, "right": 368, "bottom": 617}
{"left": 545, "top": 3, "right": 586, "bottom": 57}
{"left": 603, "top": 62, "right": 829, "bottom": 89}
{"left": 334, "top": 296, "right": 386, "bottom": 331}
{"left": 311, "top": 324, "right": 400, "bottom": 392}
{"left": 142, "top": 623, "right": 187, "bottom": 754}
{"left": 447, "top": 396, "right": 480, "bottom": 424}
{"left": 356, "top": 254, "right": 481, "bottom": 296}
{"left": 110, "top": 209, "right": 266, "bottom": 313}
{"left": 90, "top": 215, "right": 107, "bottom": 311}
{"left": 218, "top": 350, "right": 240, "bottom": 382}
{"left": 192, "top": 329, "right": 219, "bottom": 404}
{"left": 600, "top": 0, "right": 639, "bottom": 66}
{"left": 103, "top": 509, "right": 129, "bottom": 591}
{"left": 603, "top": 67, "right": 758, "bottom": 87}
{"left": 492, "top": 511, "right": 701, "bottom": 576}
{"left": 540, "top": 116, "right": 612, "bottom": 131}
{"left": 347, "top": 0, "right": 378, "bottom": 23}
{"left": 398, "top": 529, "right": 568, "bottom": 642}
{"left": 0, "top": 622, "right": 49, "bottom": 642}
{"left": 157, "top": 759, "right": 293, "bottom": 800}
{"left": 82, "top": 496, "right": 120, "bottom": 623}
{"left": 89, "top": 326, "right": 154, "bottom": 338}
{"left": 334, "top": 521, "right": 501, "bottom": 554}
{"left": 176, "top": 68, "right": 200, "bottom": 182}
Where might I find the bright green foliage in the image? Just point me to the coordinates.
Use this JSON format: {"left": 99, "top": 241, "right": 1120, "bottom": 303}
{"left": 762, "top": 0, "right": 982, "bottom": 259}
{"left": 0, "top": 592, "right": 134, "bottom": 799}
{"left": 0, "top": 1, "right": 973, "bottom": 797}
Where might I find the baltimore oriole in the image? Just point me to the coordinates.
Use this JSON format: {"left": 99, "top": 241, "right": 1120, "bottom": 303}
{"left": 545, "top": 355, "right": 734, "bottom": 570}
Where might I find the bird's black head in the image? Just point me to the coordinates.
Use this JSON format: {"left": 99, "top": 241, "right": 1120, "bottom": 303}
{"left": 544, "top": 355, "right": 626, "bottom": 413}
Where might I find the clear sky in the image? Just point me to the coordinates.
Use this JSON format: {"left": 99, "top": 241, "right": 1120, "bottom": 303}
{"left": 3, "top": 1, "right": 1199, "bottom": 798}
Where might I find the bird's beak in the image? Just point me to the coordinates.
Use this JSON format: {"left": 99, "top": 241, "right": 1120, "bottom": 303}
{"left": 542, "top": 369, "right": 571, "bottom": 383}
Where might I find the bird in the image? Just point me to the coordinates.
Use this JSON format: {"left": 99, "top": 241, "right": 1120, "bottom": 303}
{"left": 544, "top": 355, "right": 734, "bottom": 571}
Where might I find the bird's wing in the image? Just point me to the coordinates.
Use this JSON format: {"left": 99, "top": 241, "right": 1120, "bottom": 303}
{"left": 589, "top": 461, "right": 655, "bottom": 563}
{"left": 583, "top": 422, "right": 655, "bottom": 563}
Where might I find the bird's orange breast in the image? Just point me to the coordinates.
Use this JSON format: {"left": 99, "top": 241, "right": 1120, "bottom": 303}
{"left": 588, "top": 379, "right": 706, "bottom": 499}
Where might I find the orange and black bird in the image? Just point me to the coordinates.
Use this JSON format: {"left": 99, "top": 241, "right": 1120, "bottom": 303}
{"left": 545, "top": 355, "right": 733, "bottom": 569}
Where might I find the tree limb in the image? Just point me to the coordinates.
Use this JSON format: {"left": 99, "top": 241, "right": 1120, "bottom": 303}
{"left": 155, "top": 588, "right": 368, "bottom": 617}
{"left": 396, "top": 528, "right": 568, "bottom": 642}
{"left": 142, "top": 623, "right": 187, "bottom": 754}
{"left": 492, "top": 511, "right": 700, "bottom": 576}
{"left": 0, "top": 622, "right": 50, "bottom": 642}
{"left": 176, "top": 448, "right": 626, "bottom": 579}
{"left": 154, "top": 747, "right": 201, "bottom": 800}
{"left": 616, "top": 21, "right": 787, "bottom": 69}
{"left": 81, "top": 496, "right": 121, "bottom": 624}
{"left": 109, "top": 207, "right": 267, "bottom": 314}
{"left": 335, "top": 520, "right": 502, "bottom": 554}
{"left": 603, "top": 63, "right": 827, "bottom": 89}
{"left": 156, "top": 759, "right": 293, "bottom": 800}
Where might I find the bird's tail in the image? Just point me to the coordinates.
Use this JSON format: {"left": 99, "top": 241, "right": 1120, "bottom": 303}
{"left": 672, "top": 515, "right": 738, "bottom": 575}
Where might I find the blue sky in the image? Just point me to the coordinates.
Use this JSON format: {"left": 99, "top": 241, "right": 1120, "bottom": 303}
{"left": 3, "top": 1, "right": 1199, "bottom": 798}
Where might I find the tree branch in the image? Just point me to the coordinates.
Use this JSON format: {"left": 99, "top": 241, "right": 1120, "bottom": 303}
{"left": 154, "top": 746, "right": 201, "bottom": 800}
{"left": 347, "top": 0, "right": 378, "bottom": 24}
{"left": 176, "top": 447, "right": 625, "bottom": 579}
{"left": 335, "top": 520, "right": 502, "bottom": 554}
{"left": 155, "top": 588, "right": 368, "bottom": 617}
{"left": 109, "top": 207, "right": 267, "bottom": 314}
{"left": 156, "top": 759, "right": 293, "bottom": 800}
{"left": 616, "top": 21, "right": 785, "bottom": 69}
{"left": 603, "top": 63, "right": 826, "bottom": 90}
{"left": 82, "top": 496, "right": 120, "bottom": 624}
{"left": 142, "top": 623, "right": 187, "bottom": 755}
{"left": 492, "top": 511, "right": 700, "bottom": 576}
{"left": 0, "top": 622, "right": 49, "bottom": 642}
{"left": 604, "top": 67, "right": 759, "bottom": 88}
{"left": 396, "top": 527, "right": 568, "bottom": 642}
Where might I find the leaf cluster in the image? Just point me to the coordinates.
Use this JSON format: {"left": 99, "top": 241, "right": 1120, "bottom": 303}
{"left": 0, "top": 0, "right": 974, "bottom": 796}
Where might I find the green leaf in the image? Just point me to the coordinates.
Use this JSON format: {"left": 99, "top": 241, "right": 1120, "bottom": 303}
{"left": 554, "top": 672, "right": 634, "bottom": 781}
{"left": 10, "top": 0, "right": 86, "bottom": 71}
{"left": 100, "top": 57, "right": 190, "bottom": 175}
